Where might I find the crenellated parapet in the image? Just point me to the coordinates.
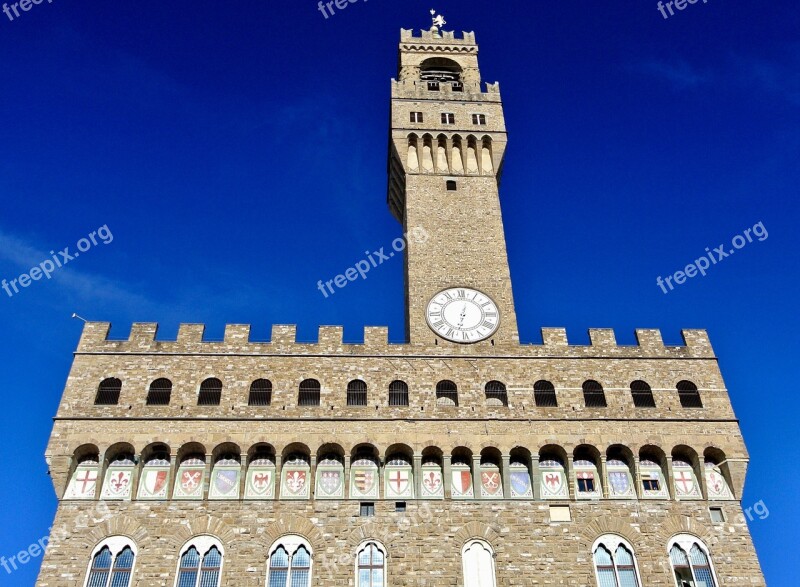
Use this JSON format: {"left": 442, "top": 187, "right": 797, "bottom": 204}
{"left": 400, "top": 28, "right": 477, "bottom": 47}
{"left": 76, "top": 322, "right": 715, "bottom": 359}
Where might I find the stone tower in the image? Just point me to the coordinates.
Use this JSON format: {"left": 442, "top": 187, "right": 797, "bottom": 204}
{"left": 35, "top": 22, "right": 764, "bottom": 587}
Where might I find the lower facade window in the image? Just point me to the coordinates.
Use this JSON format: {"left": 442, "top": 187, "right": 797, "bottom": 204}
{"left": 176, "top": 537, "right": 223, "bottom": 587}
{"left": 592, "top": 535, "right": 641, "bottom": 587}
{"left": 462, "top": 539, "right": 496, "bottom": 587}
{"left": 85, "top": 538, "right": 136, "bottom": 587}
{"left": 357, "top": 541, "right": 386, "bottom": 587}
{"left": 267, "top": 536, "right": 312, "bottom": 587}
{"left": 669, "top": 535, "right": 718, "bottom": 587}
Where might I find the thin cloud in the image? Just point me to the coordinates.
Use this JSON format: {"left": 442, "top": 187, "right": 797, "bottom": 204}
{"left": 632, "top": 59, "right": 711, "bottom": 90}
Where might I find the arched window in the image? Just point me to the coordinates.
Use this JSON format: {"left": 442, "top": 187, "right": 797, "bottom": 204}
{"left": 388, "top": 380, "right": 409, "bottom": 406}
{"left": 356, "top": 541, "right": 386, "bottom": 587}
{"left": 266, "top": 536, "right": 312, "bottom": 587}
{"left": 583, "top": 380, "right": 607, "bottom": 407}
{"left": 461, "top": 539, "right": 496, "bottom": 587}
{"left": 146, "top": 378, "right": 172, "bottom": 406}
{"left": 484, "top": 381, "right": 508, "bottom": 407}
{"left": 669, "top": 535, "right": 718, "bottom": 587}
{"left": 94, "top": 378, "right": 121, "bottom": 405}
{"left": 677, "top": 381, "right": 703, "bottom": 408}
{"left": 639, "top": 457, "right": 669, "bottom": 498}
{"left": 436, "top": 380, "right": 458, "bottom": 406}
{"left": 630, "top": 381, "right": 656, "bottom": 408}
{"left": 534, "top": 380, "right": 557, "bottom": 407}
{"left": 298, "top": 379, "right": 320, "bottom": 406}
{"left": 248, "top": 379, "right": 272, "bottom": 406}
{"left": 198, "top": 378, "right": 222, "bottom": 406}
{"left": 574, "top": 454, "right": 602, "bottom": 499}
{"left": 592, "top": 535, "right": 642, "bottom": 587}
{"left": 347, "top": 380, "right": 368, "bottom": 406}
{"left": 65, "top": 452, "right": 99, "bottom": 500}
{"left": 176, "top": 538, "right": 223, "bottom": 587}
{"left": 84, "top": 538, "right": 136, "bottom": 587}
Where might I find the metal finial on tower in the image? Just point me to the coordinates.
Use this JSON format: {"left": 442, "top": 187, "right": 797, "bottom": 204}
{"left": 430, "top": 9, "right": 446, "bottom": 30}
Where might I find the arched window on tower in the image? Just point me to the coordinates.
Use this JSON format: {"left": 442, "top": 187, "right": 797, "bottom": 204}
{"left": 436, "top": 380, "right": 458, "bottom": 406}
{"left": 298, "top": 379, "right": 321, "bottom": 406}
{"left": 198, "top": 378, "right": 222, "bottom": 406}
{"left": 266, "top": 536, "right": 312, "bottom": 587}
{"left": 534, "top": 380, "right": 557, "bottom": 407}
{"left": 176, "top": 537, "right": 223, "bottom": 587}
{"left": 94, "top": 378, "right": 121, "bottom": 405}
{"left": 592, "top": 535, "right": 642, "bottom": 587}
{"left": 248, "top": 379, "right": 272, "bottom": 406}
{"left": 146, "top": 378, "right": 172, "bottom": 406}
{"left": 630, "top": 380, "right": 656, "bottom": 408}
{"left": 84, "top": 538, "right": 136, "bottom": 587}
{"left": 677, "top": 380, "right": 703, "bottom": 408}
{"left": 583, "top": 380, "right": 607, "bottom": 408}
{"left": 461, "top": 539, "right": 496, "bottom": 587}
{"left": 388, "top": 380, "right": 409, "bottom": 406}
{"left": 347, "top": 380, "right": 368, "bottom": 406}
{"left": 484, "top": 381, "right": 508, "bottom": 407}
{"left": 669, "top": 535, "right": 718, "bottom": 587}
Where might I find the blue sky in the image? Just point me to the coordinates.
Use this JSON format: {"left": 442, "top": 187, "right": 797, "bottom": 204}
{"left": 0, "top": 0, "right": 797, "bottom": 584}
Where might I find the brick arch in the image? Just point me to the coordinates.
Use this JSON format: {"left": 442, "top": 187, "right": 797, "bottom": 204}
{"left": 651, "top": 515, "right": 717, "bottom": 552}
{"left": 75, "top": 514, "right": 152, "bottom": 551}
{"left": 260, "top": 514, "right": 325, "bottom": 552}
{"left": 576, "top": 517, "right": 642, "bottom": 550}
{"left": 344, "top": 521, "right": 404, "bottom": 556}
{"left": 454, "top": 521, "right": 500, "bottom": 550}
{"left": 163, "top": 514, "right": 237, "bottom": 551}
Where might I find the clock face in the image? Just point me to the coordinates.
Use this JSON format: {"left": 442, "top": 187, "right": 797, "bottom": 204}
{"left": 426, "top": 287, "right": 500, "bottom": 343}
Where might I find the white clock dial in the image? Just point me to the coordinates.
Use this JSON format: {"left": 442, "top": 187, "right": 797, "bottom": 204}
{"left": 425, "top": 287, "right": 500, "bottom": 343}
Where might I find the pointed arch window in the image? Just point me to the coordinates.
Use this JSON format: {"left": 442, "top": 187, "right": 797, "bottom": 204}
{"left": 266, "top": 536, "right": 312, "bottom": 587}
{"left": 592, "top": 536, "right": 641, "bottom": 587}
{"left": 356, "top": 541, "right": 386, "bottom": 587}
{"left": 462, "top": 539, "right": 496, "bottom": 587}
{"left": 176, "top": 539, "right": 222, "bottom": 587}
{"left": 85, "top": 538, "right": 136, "bottom": 587}
{"left": 669, "top": 536, "right": 718, "bottom": 587}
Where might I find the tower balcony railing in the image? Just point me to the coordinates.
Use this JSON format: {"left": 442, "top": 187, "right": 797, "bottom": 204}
{"left": 391, "top": 79, "right": 501, "bottom": 100}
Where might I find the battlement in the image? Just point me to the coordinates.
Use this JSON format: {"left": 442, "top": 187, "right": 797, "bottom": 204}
{"left": 76, "top": 322, "right": 715, "bottom": 359}
{"left": 400, "top": 28, "right": 477, "bottom": 46}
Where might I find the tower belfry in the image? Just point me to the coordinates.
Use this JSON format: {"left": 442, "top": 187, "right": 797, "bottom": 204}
{"left": 389, "top": 27, "right": 519, "bottom": 345}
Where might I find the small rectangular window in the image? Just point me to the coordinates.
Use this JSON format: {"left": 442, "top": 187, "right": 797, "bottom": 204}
{"left": 360, "top": 502, "right": 375, "bottom": 517}
{"left": 427, "top": 81, "right": 440, "bottom": 91}
{"left": 410, "top": 112, "right": 423, "bottom": 123}
{"left": 643, "top": 479, "right": 660, "bottom": 492}
{"left": 709, "top": 507, "right": 725, "bottom": 523}
{"left": 395, "top": 501, "right": 407, "bottom": 513}
{"left": 452, "top": 82, "right": 463, "bottom": 92}
{"left": 446, "top": 180, "right": 457, "bottom": 191}
{"left": 472, "top": 114, "right": 487, "bottom": 125}
{"left": 441, "top": 113, "right": 455, "bottom": 125}
{"left": 577, "top": 478, "right": 595, "bottom": 493}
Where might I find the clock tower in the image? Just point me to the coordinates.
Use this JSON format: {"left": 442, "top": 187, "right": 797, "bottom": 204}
{"left": 388, "top": 23, "right": 520, "bottom": 346}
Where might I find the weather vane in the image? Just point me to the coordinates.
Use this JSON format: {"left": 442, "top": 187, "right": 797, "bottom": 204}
{"left": 430, "top": 9, "right": 446, "bottom": 29}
